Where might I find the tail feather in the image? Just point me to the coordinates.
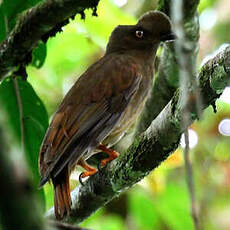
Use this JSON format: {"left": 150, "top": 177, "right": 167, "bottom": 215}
{"left": 38, "top": 176, "right": 48, "bottom": 188}
{"left": 52, "top": 168, "right": 71, "bottom": 220}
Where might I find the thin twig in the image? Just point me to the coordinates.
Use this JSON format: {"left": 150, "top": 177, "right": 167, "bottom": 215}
{"left": 172, "top": 0, "right": 201, "bottom": 229}
{"left": 172, "top": 0, "right": 202, "bottom": 119}
{"left": 184, "top": 129, "right": 200, "bottom": 230}
{"left": 13, "top": 77, "right": 25, "bottom": 155}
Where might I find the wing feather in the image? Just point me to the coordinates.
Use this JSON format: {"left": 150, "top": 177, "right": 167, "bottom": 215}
{"left": 39, "top": 54, "right": 141, "bottom": 183}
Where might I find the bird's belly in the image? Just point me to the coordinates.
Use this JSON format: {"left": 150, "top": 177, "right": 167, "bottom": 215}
{"left": 82, "top": 99, "right": 147, "bottom": 159}
{"left": 102, "top": 87, "right": 150, "bottom": 147}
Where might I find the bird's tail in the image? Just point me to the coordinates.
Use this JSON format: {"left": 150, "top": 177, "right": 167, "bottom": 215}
{"left": 52, "top": 168, "right": 71, "bottom": 220}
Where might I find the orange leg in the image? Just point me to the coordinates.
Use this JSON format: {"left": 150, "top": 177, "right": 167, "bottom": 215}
{"left": 78, "top": 159, "right": 97, "bottom": 178}
{"left": 98, "top": 144, "right": 119, "bottom": 167}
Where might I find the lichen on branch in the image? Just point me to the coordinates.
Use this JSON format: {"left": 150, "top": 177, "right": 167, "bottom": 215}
{"left": 0, "top": 0, "right": 100, "bottom": 79}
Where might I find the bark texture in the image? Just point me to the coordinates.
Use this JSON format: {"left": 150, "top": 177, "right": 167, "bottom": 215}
{"left": 0, "top": 0, "right": 99, "bottom": 78}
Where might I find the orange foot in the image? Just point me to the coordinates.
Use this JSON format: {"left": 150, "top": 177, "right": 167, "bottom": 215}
{"left": 98, "top": 144, "right": 119, "bottom": 167}
{"left": 78, "top": 159, "right": 97, "bottom": 185}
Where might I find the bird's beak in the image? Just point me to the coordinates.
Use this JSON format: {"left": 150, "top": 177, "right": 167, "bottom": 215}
{"left": 160, "top": 32, "right": 177, "bottom": 42}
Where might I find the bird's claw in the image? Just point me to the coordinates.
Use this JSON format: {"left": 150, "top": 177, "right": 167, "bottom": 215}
{"left": 79, "top": 172, "right": 85, "bottom": 186}
{"left": 97, "top": 162, "right": 102, "bottom": 172}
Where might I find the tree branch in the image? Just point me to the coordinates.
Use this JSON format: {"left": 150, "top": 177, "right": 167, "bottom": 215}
{"left": 0, "top": 0, "right": 100, "bottom": 79}
{"left": 136, "top": 0, "right": 200, "bottom": 134}
{"left": 46, "top": 45, "right": 230, "bottom": 224}
{"left": 13, "top": 77, "right": 26, "bottom": 154}
{"left": 172, "top": 0, "right": 201, "bottom": 228}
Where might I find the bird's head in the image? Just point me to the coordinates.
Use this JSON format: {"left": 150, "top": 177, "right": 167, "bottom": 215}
{"left": 106, "top": 11, "right": 176, "bottom": 55}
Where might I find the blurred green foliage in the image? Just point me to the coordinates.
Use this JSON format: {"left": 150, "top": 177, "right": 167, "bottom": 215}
{"left": 0, "top": 0, "right": 47, "bottom": 72}
{"left": 0, "top": 77, "right": 48, "bottom": 208}
{"left": 213, "top": 21, "right": 230, "bottom": 47}
{"left": 1, "top": 0, "right": 230, "bottom": 229}
{"left": 198, "top": 0, "right": 217, "bottom": 13}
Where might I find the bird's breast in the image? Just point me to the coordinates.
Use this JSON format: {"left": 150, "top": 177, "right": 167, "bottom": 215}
{"left": 103, "top": 63, "right": 153, "bottom": 146}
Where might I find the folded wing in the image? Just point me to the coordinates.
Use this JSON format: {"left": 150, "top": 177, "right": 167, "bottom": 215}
{"left": 39, "top": 54, "right": 142, "bottom": 185}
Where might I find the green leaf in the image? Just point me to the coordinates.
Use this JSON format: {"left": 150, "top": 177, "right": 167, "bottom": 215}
{"left": 31, "top": 42, "right": 47, "bottom": 68}
{"left": 0, "top": 0, "right": 43, "bottom": 42}
{"left": 0, "top": 76, "right": 48, "bottom": 208}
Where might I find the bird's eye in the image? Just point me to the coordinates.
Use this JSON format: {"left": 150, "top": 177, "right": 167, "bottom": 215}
{"left": 135, "top": 30, "right": 144, "bottom": 38}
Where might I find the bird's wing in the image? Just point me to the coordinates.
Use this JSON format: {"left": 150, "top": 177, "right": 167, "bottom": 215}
{"left": 39, "top": 54, "right": 142, "bottom": 184}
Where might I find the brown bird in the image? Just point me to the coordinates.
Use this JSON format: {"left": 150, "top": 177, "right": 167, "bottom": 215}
{"left": 39, "top": 10, "right": 175, "bottom": 219}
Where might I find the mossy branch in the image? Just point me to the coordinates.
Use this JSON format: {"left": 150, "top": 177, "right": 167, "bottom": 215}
{"left": 46, "top": 45, "right": 230, "bottom": 224}
{"left": 0, "top": 0, "right": 100, "bottom": 79}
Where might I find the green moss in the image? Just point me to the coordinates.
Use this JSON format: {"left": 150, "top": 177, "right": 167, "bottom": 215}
{"left": 184, "top": 15, "right": 200, "bottom": 42}
{"left": 210, "top": 65, "right": 228, "bottom": 94}
{"left": 224, "top": 46, "right": 230, "bottom": 74}
{"left": 171, "top": 89, "right": 180, "bottom": 115}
